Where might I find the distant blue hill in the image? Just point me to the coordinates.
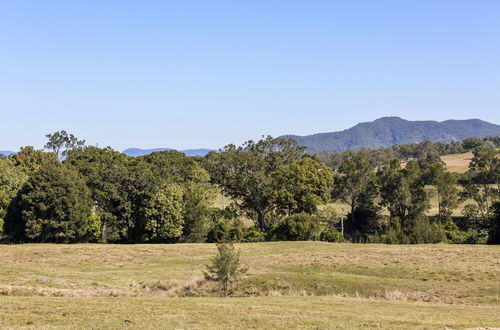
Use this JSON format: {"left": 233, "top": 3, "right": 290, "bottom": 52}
{"left": 282, "top": 117, "right": 500, "bottom": 153}
{"left": 0, "top": 150, "right": 15, "bottom": 156}
{"left": 123, "top": 148, "right": 215, "bottom": 157}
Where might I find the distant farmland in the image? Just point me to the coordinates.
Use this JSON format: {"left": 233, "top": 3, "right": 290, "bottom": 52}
{"left": 441, "top": 151, "right": 474, "bottom": 173}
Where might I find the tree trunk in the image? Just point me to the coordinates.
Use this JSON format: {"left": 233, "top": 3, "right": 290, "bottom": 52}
{"left": 256, "top": 209, "right": 266, "bottom": 231}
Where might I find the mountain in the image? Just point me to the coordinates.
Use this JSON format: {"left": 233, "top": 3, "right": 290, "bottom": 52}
{"left": 123, "top": 148, "right": 215, "bottom": 157}
{"left": 282, "top": 117, "right": 500, "bottom": 153}
{"left": 0, "top": 150, "right": 15, "bottom": 156}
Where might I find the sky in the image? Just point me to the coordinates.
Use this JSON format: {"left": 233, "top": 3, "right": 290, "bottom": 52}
{"left": 1, "top": 1, "right": 499, "bottom": 151}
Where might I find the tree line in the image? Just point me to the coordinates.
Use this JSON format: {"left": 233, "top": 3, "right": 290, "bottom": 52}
{"left": 0, "top": 131, "right": 499, "bottom": 244}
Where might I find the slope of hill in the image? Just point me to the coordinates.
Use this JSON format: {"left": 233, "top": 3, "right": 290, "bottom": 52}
{"left": 282, "top": 117, "right": 500, "bottom": 153}
{"left": 123, "top": 148, "right": 215, "bottom": 157}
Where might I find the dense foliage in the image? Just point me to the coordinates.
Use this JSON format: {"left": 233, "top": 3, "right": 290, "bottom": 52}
{"left": 0, "top": 131, "right": 499, "bottom": 244}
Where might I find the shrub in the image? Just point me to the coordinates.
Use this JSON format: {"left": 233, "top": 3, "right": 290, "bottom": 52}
{"left": 242, "top": 226, "right": 266, "bottom": 242}
{"left": 204, "top": 242, "right": 248, "bottom": 296}
{"left": 273, "top": 213, "right": 321, "bottom": 241}
{"left": 320, "top": 228, "right": 344, "bottom": 242}
{"left": 409, "top": 217, "right": 447, "bottom": 244}
{"left": 381, "top": 218, "right": 409, "bottom": 244}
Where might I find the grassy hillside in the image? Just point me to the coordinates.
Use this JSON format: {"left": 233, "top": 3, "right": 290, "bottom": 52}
{"left": 0, "top": 243, "right": 499, "bottom": 328}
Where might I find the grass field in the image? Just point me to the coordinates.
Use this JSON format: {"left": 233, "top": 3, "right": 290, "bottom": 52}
{"left": 441, "top": 152, "right": 474, "bottom": 174}
{"left": 0, "top": 242, "right": 499, "bottom": 328}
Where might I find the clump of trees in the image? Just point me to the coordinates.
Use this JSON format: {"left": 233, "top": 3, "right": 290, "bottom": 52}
{"left": 0, "top": 132, "right": 499, "bottom": 244}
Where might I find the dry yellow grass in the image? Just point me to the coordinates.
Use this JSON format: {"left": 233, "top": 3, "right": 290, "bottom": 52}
{"left": 0, "top": 242, "right": 499, "bottom": 328}
{"left": 441, "top": 152, "right": 474, "bottom": 173}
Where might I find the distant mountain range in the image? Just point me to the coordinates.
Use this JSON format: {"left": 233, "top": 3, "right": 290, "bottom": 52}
{"left": 0, "top": 150, "right": 15, "bottom": 156}
{"left": 122, "top": 148, "right": 215, "bottom": 157}
{"left": 281, "top": 117, "right": 500, "bottom": 153}
{"left": 2, "top": 117, "right": 500, "bottom": 158}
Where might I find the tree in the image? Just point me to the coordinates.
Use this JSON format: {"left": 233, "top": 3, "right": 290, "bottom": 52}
{"left": 206, "top": 136, "right": 305, "bottom": 231}
{"left": 4, "top": 162, "right": 97, "bottom": 243}
{"left": 204, "top": 242, "right": 248, "bottom": 296}
{"left": 142, "top": 184, "right": 184, "bottom": 242}
{"left": 378, "top": 159, "right": 430, "bottom": 230}
{"left": 431, "top": 163, "right": 460, "bottom": 222}
{"left": 469, "top": 146, "right": 499, "bottom": 199}
{"left": 332, "top": 150, "right": 378, "bottom": 235}
{"left": 140, "top": 150, "right": 215, "bottom": 242}
{"left": 9, "top": 146, "right": 59, "bottom": 174}
{"left": 272, "top": 157, "right": 333, "bottom": 216}
{"left": 66, "top": 146, "right": 139, "bottom": 243}
{"left": 462, "top": 137, "right": 484, "bottom": 151}
{"left": 460, "top": 146, "right": 499, "bottom": 229}
{"left": 141, "top": 184, "right": 184, "bottom": 242}
{"left": 45, "top": 130, "right": 85, "bottom": 160}
{"left": 0, "top": 159, "right": 28, "bottom": 234}
{"left": 488, "top": 201, "right": 500, "bottom": 244}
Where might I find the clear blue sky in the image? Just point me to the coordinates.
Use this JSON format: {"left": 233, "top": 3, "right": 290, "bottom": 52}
{"left": 1, "top": 1, "right": 499, "bottom": 151}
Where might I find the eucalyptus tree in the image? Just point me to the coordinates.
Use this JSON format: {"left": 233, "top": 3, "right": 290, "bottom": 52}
{"left": 332, "top": 150, "right": 378, "bottom": 233}
{"left": 45, "top": 130, "right": 85, "bottom": 160}
{"left": 378, "top": 159, "right": 430, "bottom": 229}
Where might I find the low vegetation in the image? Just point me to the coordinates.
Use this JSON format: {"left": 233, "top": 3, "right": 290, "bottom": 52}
{"left": 0, "top": 242, "right": 498, "bottom": 328}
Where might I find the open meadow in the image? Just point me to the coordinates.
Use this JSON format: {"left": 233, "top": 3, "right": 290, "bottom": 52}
{"left": 0, "top": 242, "right": 499, "bottom": 329}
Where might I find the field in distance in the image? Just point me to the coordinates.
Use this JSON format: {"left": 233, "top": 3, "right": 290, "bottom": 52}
{"left": 441, "top": 151, "right": 474, "bottom": 174}
{"left": 0, "top": 242, "right": 499, "bottom": 329}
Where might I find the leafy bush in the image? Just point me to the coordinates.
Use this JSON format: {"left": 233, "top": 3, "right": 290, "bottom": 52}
{"left": 380, "top": 218, "right": 410, "bottom": 244}
{"left": 409, "top": 217, "right": 447, "bottom": 244}
{"left": 242, "top": 226, "right": 266, "bottom": 242}
{"left": 320, "top": 228, "right": 344, "bottom": 242}
{"left": 273, "top": 213, "right": 321, "bottom": 241}
{"left": 204, "top": 242, "right": 248, "bottom": 296}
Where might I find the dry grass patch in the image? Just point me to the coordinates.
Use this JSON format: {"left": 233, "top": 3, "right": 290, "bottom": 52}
{"left": 441, "top": 152, "right": 474, "bottom": 173}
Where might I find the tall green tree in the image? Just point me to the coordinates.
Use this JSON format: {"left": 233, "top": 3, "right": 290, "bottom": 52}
{"left": 206, "top": 137, "right": 310, "bottom": 231}
{"left": 332, "top": 150, "right": 378, "bottom": 234}
{"left": 4, "top": 162, "right": 97, "bottom": 243}
{"left": 431, "top": 163, "right": 460, "bottom": 222}
{"left": 378, "top": 159, "right": 430, "bottom": 229}
{"left": 141, "top": 184, "right": 184, "bottom": 242}
{"left": 469, "top": 146, "right": 500, "bottom": 199}
{"left": 140, "top": 150, "right": 215, "bottom": 242}
{"left": 65, "top": 146, "right": 141, "bottom": 243}
{"left": 460, "top": 146, "right": 499, "bottom": 230}
{"left": 0, "top": 159, "right": 28, "bottom": 234}
{"left": 272, "top": 157, "right": 333, "bottom": 216}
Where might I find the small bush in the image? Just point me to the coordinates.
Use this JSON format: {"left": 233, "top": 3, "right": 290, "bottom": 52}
{"left": 320, "top": 228, "right": 344, "bottom": 242}
{"left": 273, "top": 213, "right": 321, "bottom": 241}
{"left": 242, "top": 226, "right": 266, "bottom": 242}
{"left": 204, "top": 242, "right": 248, "bottom": 296}
{"left": 410, "top": 217, "right": 447, "bottom": 244}
{"left": 381, "top": 218, "right": 409, "bottom": 244}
